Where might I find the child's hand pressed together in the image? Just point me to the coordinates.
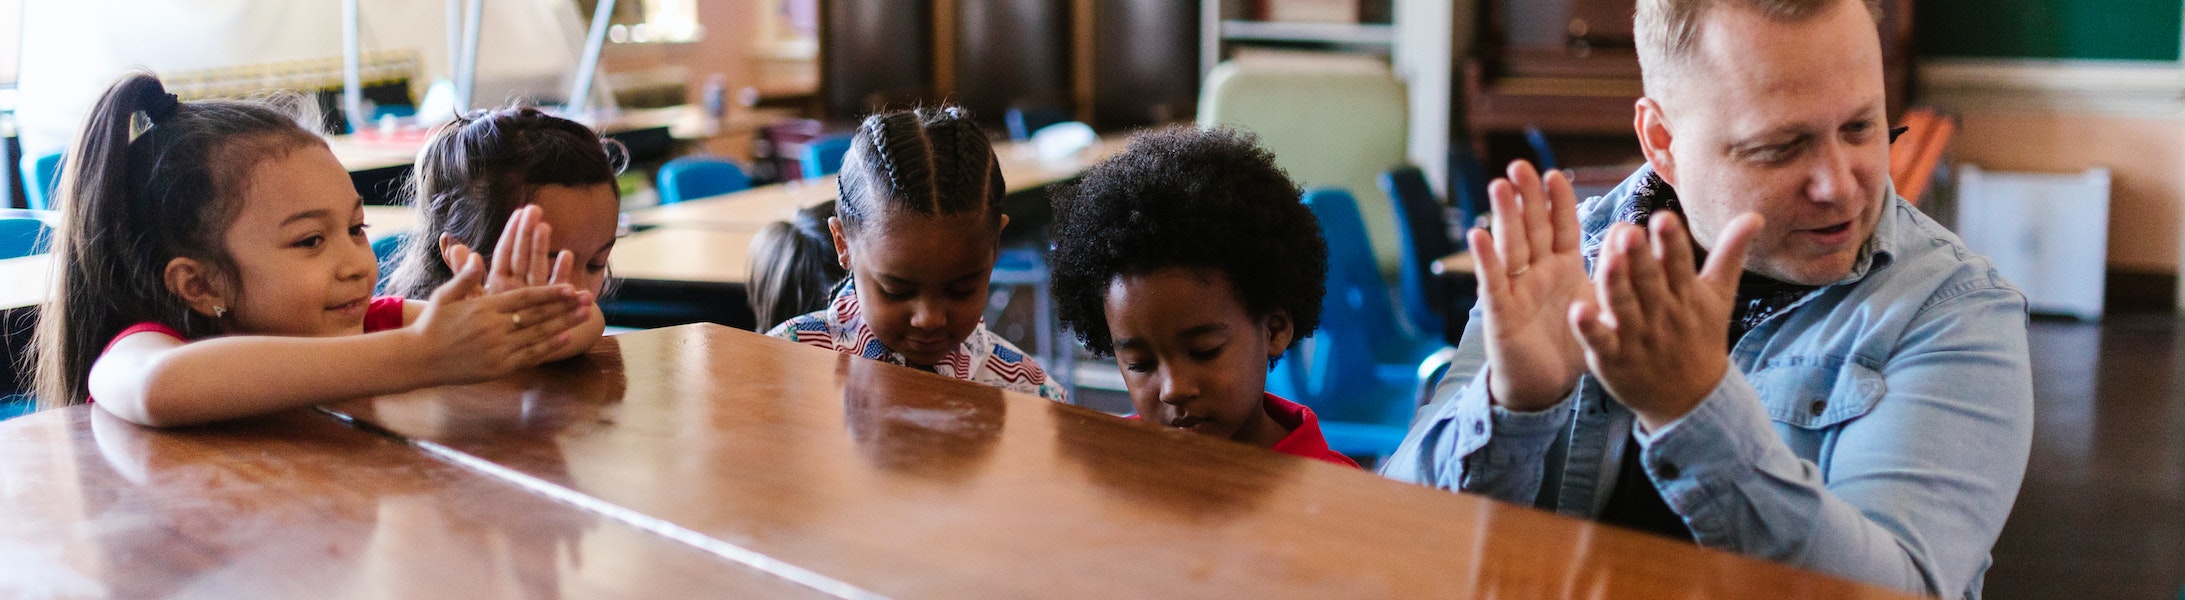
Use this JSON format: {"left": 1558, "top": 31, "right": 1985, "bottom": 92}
{"left": 407, "top": 252, "right": 591, "bottom": 386}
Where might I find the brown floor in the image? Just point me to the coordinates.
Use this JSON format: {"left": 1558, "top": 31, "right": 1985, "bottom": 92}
{"left": 1989, "top": 315, "right": 2185, "bottom": 600}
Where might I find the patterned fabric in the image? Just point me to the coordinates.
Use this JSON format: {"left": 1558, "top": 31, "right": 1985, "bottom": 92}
{"left": 767, "top": 279, "right": 1069, "bottom": 402}
{"left": 1609, "top": 171, "right": 1818, "bottom": 346}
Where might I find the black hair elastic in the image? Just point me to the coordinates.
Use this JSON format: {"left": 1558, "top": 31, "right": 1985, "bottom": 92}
{"left": 141, "top": 90, "right": 179, "bottom": 125}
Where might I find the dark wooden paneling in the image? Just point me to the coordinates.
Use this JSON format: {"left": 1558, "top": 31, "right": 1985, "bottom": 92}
{"left": 953, "top": 0, "right": 1074, "bottom": 125}
{"left": 822, "top": 0, "right": 933, "bottom": 119}
{"left": 1090, "top": 0, "right": 1200, "bottom": 129}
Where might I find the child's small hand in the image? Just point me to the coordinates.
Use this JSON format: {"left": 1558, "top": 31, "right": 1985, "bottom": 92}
{"left": 443, "top": 204, "right": 594, "bottom": 305}
{"left": 411, "top": 254, "right": 592, "bottom": 385}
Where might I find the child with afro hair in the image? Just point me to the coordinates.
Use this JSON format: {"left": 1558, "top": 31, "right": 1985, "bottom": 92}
{"left": 1047, "top": 125, "right": 1356, "bottom": 467}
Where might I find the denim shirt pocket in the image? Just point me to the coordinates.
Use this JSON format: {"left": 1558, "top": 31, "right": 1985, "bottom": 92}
{"left": 1745, "top": 356, "right": 1887, "bottom": 429}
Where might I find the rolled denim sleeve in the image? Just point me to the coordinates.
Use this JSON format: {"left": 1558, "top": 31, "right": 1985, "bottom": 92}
{"left": 1382, "top": 309, "right": 1578, "bottom": 503}
{"left": 1631, "top": 285, "right": 2032, "bottom": 598}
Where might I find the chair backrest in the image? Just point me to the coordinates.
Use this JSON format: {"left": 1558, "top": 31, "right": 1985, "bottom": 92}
{"left": 1379, "top": 166, "right": 1454, "bottom": 334}
{"left": 1005, "top": 105, "right": 1070, "bottom": 142}
{"left": 1889, "top": 107, "right": 1956, "bottom": 205}
{"left": 656, "top": 156, "right": 753, "bottom": 205}
{"left": 801, "top": 134, "right": 855, "bottom": 180}
{"left": 1448, "top": 143, "right": 1492, "bottom": 235}
{"left": 0, "top": 218, "right": 51, "bottom": 259}
{"left": 1197, "top": 54, "right": 1409, "bottom": 278}
{"left": 21, "top": 153, "right": 62, "bottom": 211}
{"left": 371, "top": 231, "right": 409, "bottom": 294}
{"left": 1268, "top": 188, "right": 1426, "bottom": 427}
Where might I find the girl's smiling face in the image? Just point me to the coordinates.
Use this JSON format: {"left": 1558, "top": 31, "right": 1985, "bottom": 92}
{"left": 831, "top": 212, "right": 1003, "bottom": 368}
{"left": 1104, "top": 267, "right": 1293, "bottom": 448}
{"left": 209, "top": 142, "right": 379, "bottom": 336}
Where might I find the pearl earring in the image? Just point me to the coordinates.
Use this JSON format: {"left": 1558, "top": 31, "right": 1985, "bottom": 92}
{"left": 212, "top": 305, "right": 226, "bottom": 318}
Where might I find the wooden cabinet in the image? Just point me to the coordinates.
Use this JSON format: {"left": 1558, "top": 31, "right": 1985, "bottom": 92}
{"left": 1463, "top": 0, "right": 1916, "bottom": 160}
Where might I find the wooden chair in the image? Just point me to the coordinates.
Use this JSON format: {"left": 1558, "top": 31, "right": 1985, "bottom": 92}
{"left": 1889, "top": 107, "right": 1957, "bottom": 206}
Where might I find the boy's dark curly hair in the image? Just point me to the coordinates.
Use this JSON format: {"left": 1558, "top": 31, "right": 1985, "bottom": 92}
{"left": 1046, "top": 125, "right": 1327, "bottom": 359}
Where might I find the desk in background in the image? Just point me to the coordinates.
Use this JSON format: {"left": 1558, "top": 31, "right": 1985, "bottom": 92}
{"left": 0, "top": 323, "right": 1924, "bottom": 599}
{"left": 626, "top": 135, "right": 1127, "bottom": 232}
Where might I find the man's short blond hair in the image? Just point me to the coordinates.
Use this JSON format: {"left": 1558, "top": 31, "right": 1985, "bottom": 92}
{"left": 1635, "top": 0, "right": 1882, "bottom": 96}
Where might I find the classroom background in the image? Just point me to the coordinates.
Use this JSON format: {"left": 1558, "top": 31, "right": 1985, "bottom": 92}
{"left": 0, "top": 0, "right": 2178, "bottom": 598}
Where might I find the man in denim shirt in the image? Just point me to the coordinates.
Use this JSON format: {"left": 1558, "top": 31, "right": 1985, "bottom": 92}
{"left": 1380, "top": 0, "right": 2032, "bottom": 598}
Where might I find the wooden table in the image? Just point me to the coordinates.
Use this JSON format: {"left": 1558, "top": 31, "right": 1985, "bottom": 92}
{"left": 6, "top": 323, "right": 1925, "bottom": 599}
{"left": 0, "top": 406, "right": 827, "bottom": 598}
{"left": 0, "top": 254, "right": 50, "bottom": 311}
{"left": 627, "top": 135, "right": 1126, "bottom": 231}
{"left": 605, "top": 227, "right": 756, "bottom": 286}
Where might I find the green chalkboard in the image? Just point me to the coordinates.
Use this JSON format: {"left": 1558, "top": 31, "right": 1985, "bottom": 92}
{"left": 1916, "top": 0, "right": 2182, "bottom": 61}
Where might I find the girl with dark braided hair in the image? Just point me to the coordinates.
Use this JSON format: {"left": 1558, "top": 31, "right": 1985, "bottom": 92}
{"left": 767, "top": 106, "right": 1065, "bottom": 402}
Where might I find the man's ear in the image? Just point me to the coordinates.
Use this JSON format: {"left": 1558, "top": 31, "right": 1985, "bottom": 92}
{"left": 1635, "top": 96, "right": 1679, "bottom": 187}
{"left": 1263, "top": 308, "right": 1295, "bottom": 361}
{"left": 828, "top": 216, "right": 852, "bottom": 270}
{"left": 163, "top": 257, "right": 228, "bottom": 318}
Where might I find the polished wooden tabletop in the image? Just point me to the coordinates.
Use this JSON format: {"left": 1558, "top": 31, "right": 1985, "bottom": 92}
{"left": 303, "top": 323, "right": 1919, "bottom": 600}
{"left": 626, "top": 135, "right": 1126, "bottom": 231}
{"left": 0, "top": 405, "right": 827, "bottom": 599}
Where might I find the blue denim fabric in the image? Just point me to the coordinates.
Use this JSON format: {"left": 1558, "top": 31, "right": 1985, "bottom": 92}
{"left": 1381, "top": 166, "right": 2033, "bottom": 600}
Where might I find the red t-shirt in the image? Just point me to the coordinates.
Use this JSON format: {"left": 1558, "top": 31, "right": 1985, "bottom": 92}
{"left": 91, "top": 297, "right": 408, "bottom": 402}
{"left": 1126, "top": 393, "right": 1362, "bottom": 469}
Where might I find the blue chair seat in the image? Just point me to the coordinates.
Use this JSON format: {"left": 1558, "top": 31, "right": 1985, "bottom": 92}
{"left": 0, "top": 218, "right": 53, "bottom": 259}
{"left": 801, "top": 134, "right": 854, "bottom": 180}
{"left": 656, "top": 156, "right": 752, "bottom": 205}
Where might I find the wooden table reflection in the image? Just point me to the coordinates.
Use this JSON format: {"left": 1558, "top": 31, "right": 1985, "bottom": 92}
{"left": 0, "top": 405, "right": 825, "bottom": 598}
{"left": 315, "top": 324, "right": 1920, "bottom": 600}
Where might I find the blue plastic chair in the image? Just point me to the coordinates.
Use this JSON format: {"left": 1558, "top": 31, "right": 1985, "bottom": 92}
{"left": 801, "top": 134, "right": 854, "bottom": 180}
{"left": 1379, "top": 166, "right": 1457, "bottom": 338}
{"left": 1005, "top": 105, "right": 1069, "bottom": 142}
{"left": 1267, "top": 188, "right": 1446, "bottom": 459}
{"left": 0, "top": 218, "right": 51, "bottom": 259}
{"left": 371, "top": 231, "right": 409, "bottom": 294}
{"left": 20, "top": 153, "right": 62, "bottom": 211}
{"left": 656, "top": 155, "right": 752, "bottom": 205}
{"left": 0, "top": 395, "right": 33, "bottom": 422}
{"left": 988, "top": 246, "right": 1074, "bottom": 398}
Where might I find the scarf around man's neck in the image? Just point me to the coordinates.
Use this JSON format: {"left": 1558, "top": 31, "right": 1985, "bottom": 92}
{"left": 1612, "top": 171, "right": 1818, "bottom": 349}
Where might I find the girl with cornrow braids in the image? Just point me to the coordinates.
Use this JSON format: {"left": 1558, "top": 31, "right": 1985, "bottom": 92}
{"left": 766, "top": 106, "right": 1066, "bottom": 402}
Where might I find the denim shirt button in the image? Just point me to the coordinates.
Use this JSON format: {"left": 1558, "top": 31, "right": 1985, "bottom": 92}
{"left": 1472, "top": 420, "right": 1486, "bottom": 435}
{"left": 1657, "top": 461, "right": 1680, "bottom": 480}
{"left": 1808, "top": 400, "right": 1827, "bottom": 416}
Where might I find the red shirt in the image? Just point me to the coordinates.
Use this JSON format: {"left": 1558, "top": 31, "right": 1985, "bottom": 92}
{"left": 1261, "top": 393, "right": 1362, "bottom": 468}
{"left": 92, "top": 297, "right": 408, "bottom": 402}
{"left": 1126, "top": 393, "right": 1362, "bottom": 469}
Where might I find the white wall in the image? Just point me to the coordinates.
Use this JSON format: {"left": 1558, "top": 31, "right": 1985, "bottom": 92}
{"left": 15, "top": 0, "right": 586, "bottom": 158}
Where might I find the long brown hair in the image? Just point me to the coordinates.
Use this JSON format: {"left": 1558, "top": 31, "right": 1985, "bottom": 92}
{"left": 384, "top": 106, "right": 625, "bottom": 299}
{"left": 834, "top": 106, "right": 1005, "bottom": 238}
{"left": 748, "top": 200, "right": 847, "bottom": 331}
{"left": 29, "top": 72, "right": 323, "bottom": 408}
